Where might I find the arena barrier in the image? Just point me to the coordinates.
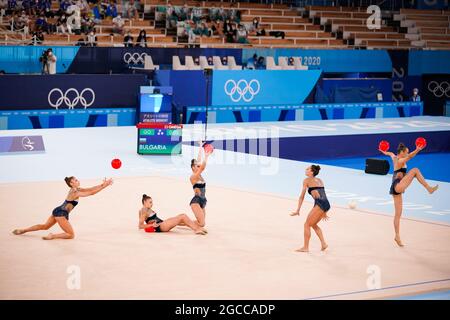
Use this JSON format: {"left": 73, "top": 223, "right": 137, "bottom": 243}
{"left": 0, "top": 108, "right": 136, "bottom": 130}
{"left": 185, "top": 102, "right": 423, "bottom": 124}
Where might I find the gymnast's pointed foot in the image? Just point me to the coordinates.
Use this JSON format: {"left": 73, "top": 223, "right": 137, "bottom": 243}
{"left": 394, "top": 236, "right": 404, "bottom": 247}
{"left": 295, "top": 247, "right": 309, "bottom": 253}
{"left": 201, "top": 227, "right": 208, "bottom": 234}
{"left": 42, "top": 233, "right": 54, "bottom": 240}
{"left": 195, "top": 229, "right": 207, "bottom": 235}
{"left": 290, "top": 211, "right": 299, "bottom": 216}
{"left": 321, "top": 243, "right": 328, "bottom": 251}
{"left": 12, "top": 229, "right": 25, "bottom": 235}
{"left": 428, "top": 185, "right": 439, "bottom": 194}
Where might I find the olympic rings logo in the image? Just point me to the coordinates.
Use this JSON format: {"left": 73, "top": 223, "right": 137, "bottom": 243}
{"left": 224, "top": 79, "right": 260, "bottom": 103}
{"left": 48, "top": 88, "right": 95, "bottom": 109}
{"left": 428, "top": 81, "right": 450, "bottom": 98}
{"left": 123, "top": 52, "right": 147, "bottom": 64}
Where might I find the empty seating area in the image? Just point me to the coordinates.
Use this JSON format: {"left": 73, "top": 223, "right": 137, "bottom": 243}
{"left": 307, "top": 5, "right": 415, "bottom": 49}
{"left": 309, "top": 5, "right": 450, "bottom": 50}
{"left": 241, "top": 5, "right": 346, "bottom": 48}
{"left": 394, "top": 9, "right": 450, "bottom": 49}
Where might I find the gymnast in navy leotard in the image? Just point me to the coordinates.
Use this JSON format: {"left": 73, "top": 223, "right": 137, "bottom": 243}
{"left": 291, "top": 165, "right": 330, "bottom": 253}
{"left": 380, "top": 142, "right": 438, "bottom": 247}
{"left": 139, "top": 194, "right": 206, "bottom": 235}
{"left": 189, "top": 141, "right": 213, "bottom": 228}
{"left": 12, "top": 176, "right": 113, "bottom": 240}
{"left": 390, "top": 167, "right": 407, "bottom": 196}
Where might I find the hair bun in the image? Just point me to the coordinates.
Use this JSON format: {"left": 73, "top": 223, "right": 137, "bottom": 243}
{"left": 311, "top": 165, "right": 321, "bottom": 176}
{"left": 141, "top": 194, "right": 151, "bottom": 204}
{"left": 64, "top": 176, "right": 73, "bottom": 187}
{"left": 397, "top": 142, "right": 407, "bottom": 153}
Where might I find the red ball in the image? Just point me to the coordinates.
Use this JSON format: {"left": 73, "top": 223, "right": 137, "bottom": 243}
{"left": 145, "top": 226, "right": 155, "bottom": 233}
{"left": 416, "top": 137, "right": 427, "bottom": 148}
{"left": 379, "top": 140, "right": 390, "bottom": 152}
{"left": 111, "top": 158, "right": 122, "bottom": 169}
{"left": 203, "top": 143, "right": 214, "bottom": 154}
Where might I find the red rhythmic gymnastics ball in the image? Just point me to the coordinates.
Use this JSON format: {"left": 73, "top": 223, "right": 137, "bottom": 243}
{"left": 379, "top": 140, "right": 390, "bottom": 152}
{"left": 203, "top": 143, "right": 214, "bottom": 154}
{"left": 415, "top": 137, "right": 427, "bottom": 149}
{"left": 145, "top": 226, "right": 155, "bottom": 233}
{"left": 111, "top": 158, "right": 122, "bottom": 169}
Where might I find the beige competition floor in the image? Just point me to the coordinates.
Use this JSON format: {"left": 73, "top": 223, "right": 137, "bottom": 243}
{"left": 0, "top": 176, "right": 449, "bottom": 300}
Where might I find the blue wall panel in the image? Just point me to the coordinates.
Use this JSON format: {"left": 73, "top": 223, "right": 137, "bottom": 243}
{"left": 0, "top": 74, "right": 146, "bottom": 110}
{"left": 212, "top": 70, "right": 322, "bottom": 106}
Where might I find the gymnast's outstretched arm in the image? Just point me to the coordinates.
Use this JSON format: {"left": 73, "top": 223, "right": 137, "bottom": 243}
{"left": 398, "top": 146, "right": 423, "bottom": 165}
{"left": 291, "top": 179, "right": 308, "bottom": 216}
{"left": 74, "top": 178, "right": 113, "bottom": 198}
{"left": 379, "top": 149, "right": 395, "bottom": 161}
{"left": 197, "top": 140, "right": 204, "bottom": 163}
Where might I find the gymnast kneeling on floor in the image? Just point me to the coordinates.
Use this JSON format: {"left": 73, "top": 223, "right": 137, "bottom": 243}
{"left": 12, "top": 176, "right": 113, "bottom": 240}
{"left": 139, "top": 194, "right": 207, "bottom": 235}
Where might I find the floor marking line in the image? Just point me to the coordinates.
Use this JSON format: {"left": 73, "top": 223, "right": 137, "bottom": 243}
{"left": 306, "top": 278, "right": 450, "bottom": 300}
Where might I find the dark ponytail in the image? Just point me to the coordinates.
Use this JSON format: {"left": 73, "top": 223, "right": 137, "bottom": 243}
{"left": 311, "top": 165, "right": 321, "bottom": 177}
{"left": 397, "top": 143, "right": 407, "bottom": 154}
{"left": 191, "top": 159, "right": 196, "bottom": 168}
{"left": 142, "top": 194, "right": 151, "bottom": 204}
{"left": 64, "top": 176, "right": 74, "bottom": 187}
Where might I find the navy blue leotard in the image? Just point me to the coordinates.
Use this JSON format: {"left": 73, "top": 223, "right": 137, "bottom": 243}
{"left": 190, "top": 181, "right": 207, "bottom": 209}
{"left": 145, "top": 212, "right": 164, "bottom": 232}
{"left": 390, "top": 167, "right": 407, "bottom": 195}
{"left": 52, "top": 200, "right": 78, "bottom": 220}
{"left": 308, "top": 186, "right": 331, "bottom": 212}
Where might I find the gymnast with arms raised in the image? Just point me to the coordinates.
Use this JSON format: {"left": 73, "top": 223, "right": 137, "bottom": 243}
{"left": 189, "top": 141, "right": 212, "bottom": 228}
{"left": 380, "top": 142, "right": 438, "bottom": 246}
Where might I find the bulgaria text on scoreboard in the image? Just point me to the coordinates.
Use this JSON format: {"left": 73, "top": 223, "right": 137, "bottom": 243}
{"left": 136, "top": 123, "right": 183, "bottom": 155}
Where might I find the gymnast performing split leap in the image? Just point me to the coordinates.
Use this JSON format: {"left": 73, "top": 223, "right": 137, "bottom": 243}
{"left": 380, "top": 142, "right": 438, "bottom": 247}
{"left": 139, "top": 194, "right": 207, "bottom": 235}
{"left": 12, "top": 176, "right": 113, "bottom": 240}
{"left": 290, "top": 165, "right": 331, "bottom": 253}
{"left": 189, "top": 141, "right": 212, "bottom": 228}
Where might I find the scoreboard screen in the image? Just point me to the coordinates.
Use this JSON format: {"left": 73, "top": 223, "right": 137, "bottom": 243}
{"left": 139, "top": 87, "right": 173, "bottom": 123}
{"left": 136, "top": 123, "right": 183, "bottom": 155}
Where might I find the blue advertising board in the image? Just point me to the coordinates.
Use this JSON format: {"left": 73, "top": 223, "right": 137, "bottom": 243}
{"left": 0, "top": 46, "right": 79, "bottom": 74}
{"left": 0, "top": 74, "right": 146, "bottom": 110}
{"left": 186, "top": 102, "right": 423, "bottom": 123}
{"left": 408, "top": 51, "right": 450, "bottom": 76}
{"left": 211, "top": 70, "right": 322, "bottom": 106}
{"left": 155, "top": 70, "right": 212, "bottom": 108}
{"left": 0, "top": 108, "right": 135, "bottom": 130}
{"left": 243, "top": 49, "right": 392, "bottom": 73}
